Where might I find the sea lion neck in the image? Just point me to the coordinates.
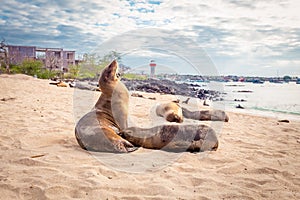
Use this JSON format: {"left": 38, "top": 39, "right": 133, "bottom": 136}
{"left": 98, "top": 60, "right": 120, "bottom": 93}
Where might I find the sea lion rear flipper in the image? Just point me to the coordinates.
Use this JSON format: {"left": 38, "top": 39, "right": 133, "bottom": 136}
{"left": 115, "top": 139, "right": 138, "bottom": 153}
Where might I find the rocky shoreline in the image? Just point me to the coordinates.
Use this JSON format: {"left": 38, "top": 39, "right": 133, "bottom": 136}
{"left": 64, "top": 78, "right": 226, "bottom": 101}
{"left": 123, "top": 79, "right": 225, "bottom": 101}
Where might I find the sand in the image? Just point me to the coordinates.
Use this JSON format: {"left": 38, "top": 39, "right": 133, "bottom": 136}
{"left": 0, "top": 74, "right": 299, "bottom": 200}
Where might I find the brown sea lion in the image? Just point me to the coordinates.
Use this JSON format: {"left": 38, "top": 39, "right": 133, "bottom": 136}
{"left": 75, "top": 110, "right": 136, "bottom": 152}
{"left": 49, "top": 80, "right": 68, "bottom": 87}
{"left": 120, "top": 124, "right": 219, "bottom": 152}
{"left": 57, "top": 81, "right": 68, "bottom": 87}
{"left": 156, "top": 102, "right": 183, "bottom": 123}
{"left": 75, "top": 60, "right": 137, "bottom": 153}
{"left": 75, "top": 60, "right": 220, "bottom": 153}
{"left": 182, "top": 107, "right": 229, "bottom": 122}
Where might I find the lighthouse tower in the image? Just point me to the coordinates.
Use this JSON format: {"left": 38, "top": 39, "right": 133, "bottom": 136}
{"left": 149, "top": 60, "right": 156, "bottom": 78}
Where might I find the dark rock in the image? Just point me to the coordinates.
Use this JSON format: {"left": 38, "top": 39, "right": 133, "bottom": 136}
{"left": 278, "top": 119, "right": 289, "bottom": 123}
{"left": 123, "top": 79, "right": 224, "bottom": 101}
{"left": 131, "top": 93, "right": 144, "bottom": 98}
{"left": 72, "top": 82, "right": 99, "bottom": 91}
{"left": 236, "top": 104, "right": 244, "bottom": 109}
{"left": 237, "top": 90, "right": 253, "bottom": 93}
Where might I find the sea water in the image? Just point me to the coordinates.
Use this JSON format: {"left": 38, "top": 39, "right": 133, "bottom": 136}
{"left": 190, "top": 81, "right": 300, "bottom": 121}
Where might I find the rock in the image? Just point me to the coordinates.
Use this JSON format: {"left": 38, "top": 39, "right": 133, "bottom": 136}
{"left": 236, "top": 104, "right": 244, "bottom": 109}
{"left": 72, "top": 82, "right": 99, "bottom": 91}
{"left": 122, "top": 79, "right": 223, "bottom": 101}
{"left": 237, "top": 90, "right": 253, "bottom": 93}
{"left": 278, "top": 119, "right": 289, "bottom": 123}
{"left": 131, "top": 93, "right": 144, "bottom": 98}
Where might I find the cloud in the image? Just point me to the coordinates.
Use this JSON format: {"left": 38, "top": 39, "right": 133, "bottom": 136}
{"left": 0, "top": 0, "right": 299, "bottom": 76}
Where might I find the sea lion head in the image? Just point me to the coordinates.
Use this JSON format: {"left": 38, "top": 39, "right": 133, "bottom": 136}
{"left": 99, "top": 60, "right": 120, "bottom": 92}
{"left": 166, "top": 111, "right": 183, "bottom": 123}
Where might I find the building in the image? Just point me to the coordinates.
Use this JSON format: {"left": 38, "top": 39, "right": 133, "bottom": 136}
{"left": 35, "top": 47, "right": 75, "bottom": 72}
{"left": 149, "top": 60, "right": 156, "bottom": 78}
{"left": 6, "top": 45, "right": 77, "bottom": 72}
{"left": 7, "top": 45, "right": 36, "bottom": 64}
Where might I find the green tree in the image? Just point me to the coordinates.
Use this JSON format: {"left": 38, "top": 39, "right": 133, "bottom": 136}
{"left": 100, "top": 51, "right": 121, "bottom": 65}
{"left": 66, "top": 64, "right": 80, "bottom": 79}
{"left": 77, "top": 53, "right": 99, "bottom": 80}
{"left": 78, "top": 51, "right": 122, "bottom": 80}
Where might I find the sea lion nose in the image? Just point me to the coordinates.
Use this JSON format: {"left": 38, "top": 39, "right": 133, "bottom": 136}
{"left": 116, "top": 73, "right": 121, "bottom": 78}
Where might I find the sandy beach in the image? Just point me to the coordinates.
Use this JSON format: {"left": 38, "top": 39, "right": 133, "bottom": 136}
{"left": 0, "top": 74, "right": 299, "bottom": 200}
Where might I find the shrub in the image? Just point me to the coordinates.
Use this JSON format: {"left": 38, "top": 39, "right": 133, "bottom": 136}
{"left": 21, "top": 59, "right": 43, "bottom": 76}
{"left": 37, "top": 69, "right": 57, "bottom": 79}
{"left": 9, "top": 59, "right": 56, "bottom": 79}
{"left": 122, "top": 73, "right": 147, "bottom": 80}
{"left": 9, "top": 64, "right": 22, "bottom": 74}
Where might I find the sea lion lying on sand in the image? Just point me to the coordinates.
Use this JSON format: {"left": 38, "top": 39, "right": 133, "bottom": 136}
{"left": 57, "top": 81, "right": 68, "bottom": 87}
{"left": 120, "top": 124, "right": 218, "bottom": 152}
{"left": 156, "top": 102, "right": 229, "bottom": 123}
{"left": 49, "top": 80, "right": 68, "bottom": 87}
{"left": 75, "top": 60, "right": 219, "bottom": 153}
{"left": 182, "top": 107, "right": 229, "bottom": 122}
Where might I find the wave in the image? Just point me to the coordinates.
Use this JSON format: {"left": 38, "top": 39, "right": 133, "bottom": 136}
{"left": 251, "top": 106, "right": 300, "bottom": 116}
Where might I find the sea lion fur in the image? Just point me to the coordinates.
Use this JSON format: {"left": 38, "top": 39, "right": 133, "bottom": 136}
{"left": 182, "top": 107, "right": 229, "bottom": 122}
{"left": 120, "top": 124, "right": 218, "bottom": 152}
{"left": 75, "top": 60, "right": 136, "bottom": 153}
{"left": 156, "top": 102, "right": 183, "bottom": 123}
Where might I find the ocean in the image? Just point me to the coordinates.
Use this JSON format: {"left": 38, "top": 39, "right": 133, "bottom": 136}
{"left": 190, "top": 81, "right": 300, "bottom": 121}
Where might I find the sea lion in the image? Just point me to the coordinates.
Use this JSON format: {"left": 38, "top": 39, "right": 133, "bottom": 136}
{"left": 156, "top": 102, "right": 183, "bottom": 123}
{"left": 75, "top": 60, "right": 137, "bottom": 153}
{"left": 182, "top": 107, "right": 229, "bottom": 122}
{"left": 75, "top": 60, "right": 220, "bottom": 153}
{"left": 120, "top": 124, "right": 218, "bottom": 152}
{"left": 94, "top": 60, "right": 129, "bottom": 131}
{"left": 182, "top": 97, "right": 190, "bottom": 104}
{"left": 49, "top": 80, "right": 68, "bottom": 87}
{"left": 203, "top": 99, "right": 210, "bottom": 106}
{"left": 57, "top": 81, "right": 68, "bottom": 87}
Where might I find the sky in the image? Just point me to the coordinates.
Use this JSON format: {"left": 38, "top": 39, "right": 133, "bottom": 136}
{"left": 1, "top": 0, "right": 300, "bottom": 76}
